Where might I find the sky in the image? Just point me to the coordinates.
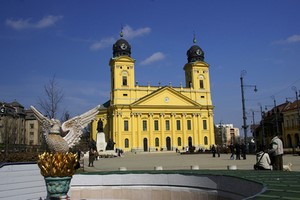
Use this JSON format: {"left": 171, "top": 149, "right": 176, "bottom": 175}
{"left": 1, "top": 0, "right": 300, "bottom": 137}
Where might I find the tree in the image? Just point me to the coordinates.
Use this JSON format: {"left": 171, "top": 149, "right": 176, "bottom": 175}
{"left": 37, "top": 75, "right": 64, "bottom": 119}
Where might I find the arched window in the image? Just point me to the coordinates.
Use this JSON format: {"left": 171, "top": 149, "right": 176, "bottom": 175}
{"left": 155, "top": 137, "right": 159, "bottom": 147}
{"left": 125, "top": 138, "right": 129, "bottom": 148}
{"left": 204, "top": 136, "right": 208, "bottom": 145}
{"left": 177, "top": 137, "right": 181, "bottom": 146}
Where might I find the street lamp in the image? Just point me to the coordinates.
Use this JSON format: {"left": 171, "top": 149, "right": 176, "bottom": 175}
{"left": 271, "top": 96, "right": 279, "bottom": 135}
{"left": 258, "top": 103, "right": 265, "bottom": 147}
{"left": 240, "top": 70, "right": 257, "bottom": 151}
{"left": 291, "top": 86, "right": 300, "bottom": 129}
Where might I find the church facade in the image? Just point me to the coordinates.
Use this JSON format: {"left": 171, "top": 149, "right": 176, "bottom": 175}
{"left": 91, "top": 34, "right": 215, "bottom": 152}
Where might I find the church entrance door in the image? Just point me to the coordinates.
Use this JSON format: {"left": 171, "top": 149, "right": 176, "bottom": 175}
{"left": 143, "top": 138, "right": 148, "bottom": 152}
{"left": 166, "top": 137, "right": 171, "bottom": 151}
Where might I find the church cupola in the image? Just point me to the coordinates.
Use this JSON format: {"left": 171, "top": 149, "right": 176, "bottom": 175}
{"left": 112, "top": 30, "right": 131, "bottom": 58}
{"left": 187, "top": 36, "right": 204, "bottom": 63}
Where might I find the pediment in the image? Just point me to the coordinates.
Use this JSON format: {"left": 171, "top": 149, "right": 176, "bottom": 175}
{"left": 131, "top": 87, "right": 201, "bottom": 108}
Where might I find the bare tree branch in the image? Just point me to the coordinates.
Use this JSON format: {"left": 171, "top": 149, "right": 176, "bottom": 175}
{"left": 37, "top": 75, "right": 64, "bottom": 119}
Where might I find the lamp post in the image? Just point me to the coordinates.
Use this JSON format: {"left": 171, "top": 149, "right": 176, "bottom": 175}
{"left": 258, "top": 103, "right": 265, "bottom": 148}
{"left": 240, "top": 70, "right": 257, "bottom": 151}
{"left": 271, "top": 96, "right": 280, "bottom": 135}
{"left": 292, "top": 86, "right": 300, "bottom": 130}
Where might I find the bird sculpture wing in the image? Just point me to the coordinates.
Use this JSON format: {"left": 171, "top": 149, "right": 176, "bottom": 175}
{"left": 62, "top": 105, "right": 101, "bottom": 148}
{"left": 30, "top": 106, "right": 53, "bottom": 136}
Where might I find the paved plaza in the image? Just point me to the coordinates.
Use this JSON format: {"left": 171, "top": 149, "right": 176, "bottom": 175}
{"left": 83, "top": 152, "right": 300, "bottom": 172}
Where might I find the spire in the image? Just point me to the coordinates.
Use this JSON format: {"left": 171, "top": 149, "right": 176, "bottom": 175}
{"left": 120, "top": 25, "right": 124, "bottom": 38}
{"left": 193, "top": 31, "right": 197, "bottom": 44}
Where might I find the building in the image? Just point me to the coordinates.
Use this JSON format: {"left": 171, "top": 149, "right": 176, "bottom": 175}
{"left": 254, "top": 102, "right": 289, "bottom": 148}
{"left": 0, "top": 101, "right": 43, "bottom": 152}
{"left": 24, "top": 109, "right": 43, "bottom": 146}
{"left": 91, "top": 33, "right": 215, "bottom": 152}
{"left": 215, "top": 124, "right": 240, "bottom": 146}
{"left": 282, "top": 100, "right": 300, "bottom": 148}
{"left": 0, "top": 101, "right": 26, "bottom": 151}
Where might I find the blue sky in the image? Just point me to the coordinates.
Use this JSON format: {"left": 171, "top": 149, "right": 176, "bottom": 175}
{"left": 1, "top": 0, "right": 300, "bottom": 136}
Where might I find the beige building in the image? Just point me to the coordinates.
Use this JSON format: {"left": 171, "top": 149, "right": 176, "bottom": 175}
{"left": 91, "top": 33, "right": 215, "bottom": 152}
{"left": 216, "top": 124, "right": 240, "bottom": 146}
{"left": 282, "top": 100, "right": 300, "bottom": 148}
{"left": 25, "top": 109, "right": 43, "bottom": 146}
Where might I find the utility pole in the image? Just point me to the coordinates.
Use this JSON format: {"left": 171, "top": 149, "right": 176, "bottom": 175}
{"left": 271, "top": 96, "right": 279, "bottom": 135}
{"left": 240, "top": 70, "right": 257, "bottom": 151}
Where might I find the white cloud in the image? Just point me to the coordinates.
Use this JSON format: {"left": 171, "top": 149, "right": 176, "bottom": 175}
{"left": 122, "top": 25, "right": 151, "bottom": 39}
{"left": 273, "top": 34, "right": 300, "bottom": 44}
{"left": 6, "top": 15, "right": 63, "bottom": 30}
{"left": 140, "top": 52, "right": 165, "bottom": 66}
{"left": 90, "top": 37, "right": 115, "bottom": 50}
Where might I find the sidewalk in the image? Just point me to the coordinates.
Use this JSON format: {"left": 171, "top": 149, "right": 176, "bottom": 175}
{"left": 83, "top": 152, "right": 300, "bottom": 172}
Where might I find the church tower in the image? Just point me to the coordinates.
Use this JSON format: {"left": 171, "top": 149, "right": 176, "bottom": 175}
{"left": 109, "top": 31, "right": 136, "bottom": 105}
{"left": 184, "top": 37, "right": 211, "bottom": 94}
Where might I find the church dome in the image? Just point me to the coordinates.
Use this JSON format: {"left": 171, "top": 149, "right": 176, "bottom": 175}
{"left": 187, "top": 37, "right": 205, "bottom": 63}
{"left": 113, "top": 34, "right": 131, "bottom": 58}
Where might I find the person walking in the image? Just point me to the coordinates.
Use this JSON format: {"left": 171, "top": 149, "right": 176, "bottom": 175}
{"left": 235, "top": 143, "right": 241, "bottom": 160}
{"left": 216, "top": 145, "right": 220, "bottom": 157}
{"left": 88, "top": 147, "right": 95, "bottom": 167}
{"left": 229, "top": 143, "right": 235, "bottom": 160}
{"left": 211, "top": 145, "right": 216, "bottom": 157}
{"left": 241, "top": 143, "right": 246, "bottom": 160}
{"left": 269, "top": 135, "right": 283, "bottom": 170}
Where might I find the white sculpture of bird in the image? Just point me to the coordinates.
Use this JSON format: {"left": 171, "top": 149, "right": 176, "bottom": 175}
{"left": 30, "top": 105, "right": 101, "bottom": 153}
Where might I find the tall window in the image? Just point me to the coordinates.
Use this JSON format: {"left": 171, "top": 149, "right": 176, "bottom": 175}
{"left": 203, "top": 120, "right": 207, "bottom": 130}
{"left": 125, "top": 138, "right": 129, "bottom": 148}
{"left": 204, "top": 136, "right": 208, "bottom": 145}
{"left": 177, "top": 137, "right": 181, "bottom": 146}
{"left": 187, "top": 120, "right": 191, "bottom": 130}
{"left": 154, "top": 120, "right": 159, "bottom": 131}
{"left": 122, "top": 76, "right": 128, "bottom": 86}
{"left": 142, "top": 120, "right": 147, "bottom": 131}
{"left": 124, "top": 120, "right": 129, "bottom": 131}
{"left": 176, "top": 120, "right": 181, "bottom": 130}
{"left": 30, "top": 124, "right": 34, "bottom": 129}
{"left": 200, "top": 80, "right": 204, "bottom": 89}
{"left": 165, "top": 120, "right": 170, "bottom": 131}
{"left": 155, "top": 137, "right": 159, "bottom": 147}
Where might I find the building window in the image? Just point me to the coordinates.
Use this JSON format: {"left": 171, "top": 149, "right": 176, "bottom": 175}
{"left": 154, "top": 120, "right": 159, "bottom": 131}
{"left": 30, "top": 123, "right": 34, "bottom": 129}
{"left": 155, "top": 137, "right": 159, "bottom": 147}
{"left": 187, "top": 120, "right": 191, "bottom": 130}
{"left": 125, "top": 138, "right": 129, "bottom": 148}
{"left": 142, "top": 120, "right": 147, "bottom": 131}
{"left": 165, "top": 120, "right": 170, "bottom": 131}
{"left": 200, "top": 80, "right": 204, "bottom": 89}
{"left": 203, "top": 120, "right": 207, "bottom": 130}
{"left": 204, "top": 136, "right": 208, "bottom": 145}
{"left": 124, "top": 120, "right": 129, "bottom": 131}
{"left": 177, "top": 137, "right": 181, "bottom": 146}
{"left": 30, "top": 132, "right": 34, "bottom": 139}
{"left": 176, "top": 120, "right": 181, "bottom": 130}
{"left": 122, "top": 76, "right": 128, "bottom": 86}
{"left": 123, "top": 93, "right": 128, "bottom": 96}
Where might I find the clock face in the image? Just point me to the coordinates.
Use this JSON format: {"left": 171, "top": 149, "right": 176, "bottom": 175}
{"left": 120, "top": 43, "right": 127, "bottom": 50}
{"left": 196, "top": 49, "right": 202, "bottom": 55}
{"left": 0, "top": 107, "right": 5, "bottom": 113}
{"left": 164, "top": 97, "right": 169, "bottom": 103}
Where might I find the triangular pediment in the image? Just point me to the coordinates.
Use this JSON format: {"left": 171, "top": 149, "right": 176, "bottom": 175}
{"left": 131, "top": 87, "right": 201, "bottom": 108}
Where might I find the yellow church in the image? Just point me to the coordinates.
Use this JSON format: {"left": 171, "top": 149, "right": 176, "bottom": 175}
{"left": 91, "top": 33, "right": 215, "bottom": 152}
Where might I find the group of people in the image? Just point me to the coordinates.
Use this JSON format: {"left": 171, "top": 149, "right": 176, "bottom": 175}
{"left": 229, "top": 143, "right": 247, "bottom": 160}
{"left": 254, "top": 135, "right": 283, "bottom": 171}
